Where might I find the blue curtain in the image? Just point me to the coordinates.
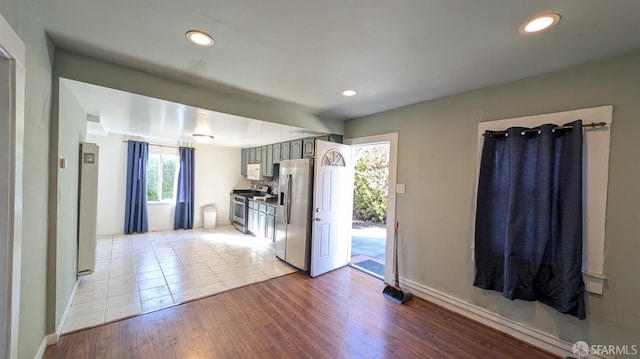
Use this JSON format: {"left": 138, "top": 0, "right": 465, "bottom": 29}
{"left": 474, "top": 120, "right": 585, "bottom": 319}
{"left": 124, "top": 141, "right": 149, "bottom": 234}
{"left": 174, "top": 147, "right": 195, "bottom": 230}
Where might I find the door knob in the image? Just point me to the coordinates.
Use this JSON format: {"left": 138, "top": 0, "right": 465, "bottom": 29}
{"left": 314, "top": 217, "right": 322, "bottom": 221}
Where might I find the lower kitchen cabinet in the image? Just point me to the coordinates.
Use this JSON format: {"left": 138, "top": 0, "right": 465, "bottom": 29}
{"left": 247, "top": 200, "right": 256, "bottom": 232}
{"left": 247, "top": 201, "right": 277, "bottom": 241}
{"left": 265, "top": 206, "right": 276, "bottom": 241}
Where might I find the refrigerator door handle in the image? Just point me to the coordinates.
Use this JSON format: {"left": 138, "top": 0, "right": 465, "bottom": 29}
{"left": 286, "top": 174, "right": 292, "bottom": 224}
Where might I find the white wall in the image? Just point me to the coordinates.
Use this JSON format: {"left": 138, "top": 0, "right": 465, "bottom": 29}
{"left": 193, "top": 143, "right": 250, "bottom": 228}
{"left": 90, "top": 133, "right": 249, "bottom": 235}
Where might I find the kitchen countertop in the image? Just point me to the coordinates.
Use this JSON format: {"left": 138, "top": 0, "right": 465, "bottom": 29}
{"left": 249, "top": 198, "right": 279, "bottom": 205}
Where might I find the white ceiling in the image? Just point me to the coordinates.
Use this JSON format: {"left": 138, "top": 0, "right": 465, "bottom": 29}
{"left": 33, "top": 1, "right": 640, "bottom": 144}
{"left": 62, "top": 79, "right": 319, "bottom": 147}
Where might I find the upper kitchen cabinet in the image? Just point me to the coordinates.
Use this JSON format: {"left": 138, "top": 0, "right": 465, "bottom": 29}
{"left": 241, "top": 148, "right": 248, "bottom": 176}
{"left": 302, "top": 138, "right": 315, "bottom": 158}
{"left": 262, "top": 145, "right": 274, "bottom": 177}
{"left": 255, "top": 146, "right": 262, "bottom": 164}
{"left": 240, "top": 135, "right": 343, "bottom": 177}
{"left": 290, "top": 139, "right": 303, "bottom": 159}
{"left": 281, "top": 141, "right": 290, "bottom": 161}
{"left": 273, "top": 142, "right": 281, "bottom": 164}
{"left": 249, "top": 147, "right": 256, "bottom": 164}
{"left": 302, "top": 135, "right": 343, "bottom": 158}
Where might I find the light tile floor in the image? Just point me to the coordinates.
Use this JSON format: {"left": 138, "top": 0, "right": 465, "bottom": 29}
{"left": 62, "top": 225, "right": 297, "bottom": 333}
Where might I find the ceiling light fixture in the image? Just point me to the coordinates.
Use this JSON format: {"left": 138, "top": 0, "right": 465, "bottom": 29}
{"left": 342, "top": 89, "right": 358, "bottom": 97}
{"left": 192, "top": 133, "right": 214, "bottom": 143}
{"left": 186, "top": 30, "right": 215, "bottom": 46}
{"left": 519, "top": 14, "right": 561, "bottom": 34}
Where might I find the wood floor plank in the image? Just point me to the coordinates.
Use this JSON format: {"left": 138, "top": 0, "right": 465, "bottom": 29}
{"left": 43, "top": 267, "right": 558, "bottom": 359}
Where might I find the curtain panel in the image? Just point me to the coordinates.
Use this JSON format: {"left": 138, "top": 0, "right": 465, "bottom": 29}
{"left": 124, "top": 140, "right": 149, "bottom": 234}
{"left": 174, "top": 147, "right": 195, "bottom": 230}
{"left": 474, "top": 120, "right": 586, "bottom": 319}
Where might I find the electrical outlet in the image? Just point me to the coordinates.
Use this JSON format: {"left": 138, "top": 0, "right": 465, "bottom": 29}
{"left": 396, "top": 184, "right": 406, "bottom": 193}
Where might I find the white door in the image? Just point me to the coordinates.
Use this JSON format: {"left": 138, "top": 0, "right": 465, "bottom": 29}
{"left": 310, "top": 140, "right": 353, "bottom": 277}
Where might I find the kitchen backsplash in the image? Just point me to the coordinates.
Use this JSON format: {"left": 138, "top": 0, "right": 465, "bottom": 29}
{"left": 251, "top": 178, "right": 280, "bottom": 194}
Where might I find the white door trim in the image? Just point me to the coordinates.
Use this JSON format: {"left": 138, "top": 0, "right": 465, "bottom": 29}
{"left": 0, "top": 13, "right": 26, "bottom": 359}
{"left": 345, "top": 133, "right": 398, "bottom": 285}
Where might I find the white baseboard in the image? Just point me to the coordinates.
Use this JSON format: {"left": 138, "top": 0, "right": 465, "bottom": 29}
{"left": 56, "top": 278, "right": 79, "bottom": 337}
{"left": 400, "top": 277, "right": 584, "bottom": 358}
{"left": 34, "top": 337, "right": 46, "bottom": 359}
{"left": 33, "top": 333, "right": 58, "bottom": 359}
{"left": 33, "top": 279, "right": 78, "bottom": 358}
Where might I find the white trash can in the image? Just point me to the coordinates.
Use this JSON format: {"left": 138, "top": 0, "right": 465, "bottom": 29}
{"left": 203, "top": 206, "right": 217, "bottom": 229}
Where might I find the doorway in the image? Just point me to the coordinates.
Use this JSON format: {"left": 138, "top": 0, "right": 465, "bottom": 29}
{"left": 345, "top": 133, "right": 398, "bottom": 284}
{"left": 349, "top": 143, "right": 389, "bottom": 279}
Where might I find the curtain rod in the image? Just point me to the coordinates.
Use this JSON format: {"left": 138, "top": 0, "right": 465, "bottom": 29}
{"left": 484, "top": 121, "right": 607, "bottom": 137}
{"left": 121, "top": 141, "right": 195, "bottom": 149}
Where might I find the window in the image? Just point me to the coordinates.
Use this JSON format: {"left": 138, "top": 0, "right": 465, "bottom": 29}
{"left": 475, "top": 105, "right": 612, "bottom": 295}
{"left": 147, "top": 154, "right": 180, "bottom": 202}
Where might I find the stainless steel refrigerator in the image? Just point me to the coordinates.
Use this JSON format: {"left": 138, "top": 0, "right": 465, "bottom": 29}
{"left": 275, "top": 158, "right": 313, "bottom": 271}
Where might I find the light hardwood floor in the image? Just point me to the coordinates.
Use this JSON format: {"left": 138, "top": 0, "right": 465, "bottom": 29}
{"left": 44, "top": 267, "right": 558, "bottom": 358}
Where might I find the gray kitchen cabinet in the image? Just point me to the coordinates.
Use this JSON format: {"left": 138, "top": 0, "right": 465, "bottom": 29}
{"left": 281, "top": 141, "right": 290, "bottom": 161}
{"left": 273, "top": 142, "right": 281, "bottom": 164}
{"left": 265, "top": 205, "right": 276, "bottom": 242}
{"left": 302, "top": 137, "right": 315, "bottom": 158}
{"left": 262, "top": 145, "right": 273, "bottom": 177}
{"left": 249, "top": 148, "right": 256, "bottom": 164}
{"left": 260, "top": 145, "right": 266, "bottom": 175}
{"left": 258, "top": 211, "right": 266, "bottom": 238}
{"left": 248, "top": 202, "right": 277, "bottom": 240}
{"left": 241, "top": 135, "right": 342, "bottom": 175}
{"left": 255, "top": 146, "right": 262, "bottom": 164}
{"left": 240, "top": 148, "right": 248, "bottom": 176}
{"left": 247, "top": 200, "right": 256, "bottom": 232}
{"left": 290, "top": 139, "right": 302, "bottom": 159}
{"left": 258, "top": 203, "right": 268, "bottom": 238}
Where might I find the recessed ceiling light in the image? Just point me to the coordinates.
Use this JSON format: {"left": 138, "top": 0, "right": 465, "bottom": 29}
{"left": 519, "top": 14, "right": 560, "bottom": 34}
{"left": 193, "top": 133, "right": 214, "bottom": 143}
{"left": 342, "top": 89, "right": 358, "bottom": 97}
{"left": 186, "top": 30, "right": 215, "bottom": 47}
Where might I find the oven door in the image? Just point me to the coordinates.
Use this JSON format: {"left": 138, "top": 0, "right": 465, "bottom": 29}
{"left": 232, "top": 197, "right": 247, "bottom": 225}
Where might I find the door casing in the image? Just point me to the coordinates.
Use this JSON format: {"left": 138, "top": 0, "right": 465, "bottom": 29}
{"left": 0, "top": 12, "right": 26, "bottom": 359}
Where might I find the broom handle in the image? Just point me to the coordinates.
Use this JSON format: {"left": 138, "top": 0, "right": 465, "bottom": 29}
{"left": 394, "top": 220, "right": 400, "bottom": 287}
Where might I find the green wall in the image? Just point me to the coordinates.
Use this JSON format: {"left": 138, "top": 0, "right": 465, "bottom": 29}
{"left": 0, "top": 1, "right": 53, "bottom": 358}
{"left": 345, "top": 49, "right": 640, "bottom": 346}
{"left": 52, "top": 83, "right": 87, "bottom": 327}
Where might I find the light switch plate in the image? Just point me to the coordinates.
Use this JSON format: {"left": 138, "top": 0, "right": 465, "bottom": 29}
{"left": 396, "top": 184, "right": 406, "bottom": 193}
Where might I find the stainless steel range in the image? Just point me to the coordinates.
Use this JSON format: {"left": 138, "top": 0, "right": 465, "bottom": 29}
{"left": 229, "top": 186, "right": 271, "bottom": 233}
